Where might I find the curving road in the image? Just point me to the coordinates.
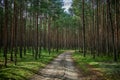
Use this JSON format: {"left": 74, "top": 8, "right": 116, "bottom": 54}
{"left": 30, "top": 51, "right": 80, "bottom": 80}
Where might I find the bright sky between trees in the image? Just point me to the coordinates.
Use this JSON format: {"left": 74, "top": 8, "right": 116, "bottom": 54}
{"left": 62, "top": 0, "right": 72, "bottom": 13}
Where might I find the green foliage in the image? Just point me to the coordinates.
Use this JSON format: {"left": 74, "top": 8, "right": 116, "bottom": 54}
{"left": 72, "top": 0, "right": 92, "bottom": 16}
{"left": 54, "top": 13, "right": 81, "bottom": 30}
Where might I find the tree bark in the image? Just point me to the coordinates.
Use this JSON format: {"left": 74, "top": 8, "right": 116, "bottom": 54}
{"left": 3, "top": 0, "right": 9, "bottom": 67}
{"left": 82, "top": 0, "right": 86, "bottom": 57}
{"left": 107, "top": 0, "right": 117, "bottom": 61}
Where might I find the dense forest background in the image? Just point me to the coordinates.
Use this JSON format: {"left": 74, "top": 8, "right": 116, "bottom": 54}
{"left": 0, "top": 0, "right": 120, "bottom": 77}
{"left": 0, "top": 0, "right": 120, "bottom": 80}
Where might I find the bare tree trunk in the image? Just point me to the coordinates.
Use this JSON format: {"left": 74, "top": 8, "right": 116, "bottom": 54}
{"left": 92, "top": 0, "right": 95, "bottom": 58}
{"left": 96, "top": 0, "right": 99, "bottom": 56}
{"left": 107, "top": 0, "right": 117, "bottom": 61}
{"left": 35, "top": 13, "right": 39, "bottom": 60}
{"left": 115, "top": 0, "right": 119, "bottom": 59}
{"left": 19, "top": 1, "right": 24, "bottom": 58}
{"left": 0, "top": 7, "right": 3, "bottom": 53}
{"left": 56, "top": 26, "right": 59, "bottom": 52}
{"left": 3, "top": 0, "right": 8, "bottom": 67}
{"left": 14, "top": 0, "right": 18, "bottom": 65}
{"left": 48, "top": 17, "right": 51, "bottom": 55}
{"left": 10, "top": 14, "right": 14, "bottom": 61}
{"left": 106, "top": 2, "right": 110, "bottom": 55}
{"left": 82, "top": 0, "right": 86, "bottom": 57}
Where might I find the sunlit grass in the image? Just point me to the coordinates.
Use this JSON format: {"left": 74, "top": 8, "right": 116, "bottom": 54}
{"left": 72, "top": 52, "right": 120, "bottom": 80}
{"left": 0, "top": 50, "right": 63, "bottom": 80}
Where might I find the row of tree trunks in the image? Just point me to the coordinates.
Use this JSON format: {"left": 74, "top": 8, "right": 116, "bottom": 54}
{"left": 73, "top": 0, "right": 120, "bottom": 61}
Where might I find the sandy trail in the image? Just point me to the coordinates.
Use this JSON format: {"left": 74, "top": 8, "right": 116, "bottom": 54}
{"left": 30, "top": 51, "right": 80, "bottom": 80}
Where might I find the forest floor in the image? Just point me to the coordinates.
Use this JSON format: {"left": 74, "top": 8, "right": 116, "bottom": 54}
{"left": 30, "top": 51, "right": 104, "bottom": 80}
{"left": 73, "top": 51, "right": 120, "bottom": 80}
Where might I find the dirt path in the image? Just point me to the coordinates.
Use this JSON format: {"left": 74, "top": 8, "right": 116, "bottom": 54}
{"left": 30, "top": 51, "right": 80, "bottom": 80}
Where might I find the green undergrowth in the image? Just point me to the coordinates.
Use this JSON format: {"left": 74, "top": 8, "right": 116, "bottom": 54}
{"left": 72, "top": 51, "right": 120, "bottom": 80}
{"left": 0, "top": 49, "right": 63, "bottom": 80}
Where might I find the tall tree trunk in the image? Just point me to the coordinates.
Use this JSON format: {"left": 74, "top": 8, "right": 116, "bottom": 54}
{"left": 4, "top": 0, "right": 8, "bottom": 67}
{"left": 10, "top": 14, "right": 14, "bottom": 61}
{"left": 115, "top": 0, "right": 119, "bottom": 59}
{"left": 14, "top": 0, "right": 18, "bottom": 65}
{"left": 106, "top": 2, "right": 109, "bottom": 55}
{"left": 48, "top": 16, "right": 51, "bottom": 55}
{"left": 0, "top": 7, "right": 3, "bottom": 54}
{"left": 19, "top": 1, "right": 23, "bottom": 58}
{"left": 92, "top": 0, "right": 95, "bottom": 58}
{"left": 35, "top": 13, "right": 39, "bottom": 60}
{"left": 82, "top": 0, "right": 86, "bottom": 57}
{"left": 96, "top": 0, "right": 99, "bottom": 56}
{"left": 107, "top": 0, "right": 117, "bottom": 61}
{"left": 56, "top": 26, "right": 59, "bottom": 52}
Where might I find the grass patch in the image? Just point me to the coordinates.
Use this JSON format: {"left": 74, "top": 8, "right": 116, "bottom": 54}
{"left": 72, "top": 51, "right": 120, "bottom": 80}
{"left": 0, "top": 50, "right": 63, "bottom": 80}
